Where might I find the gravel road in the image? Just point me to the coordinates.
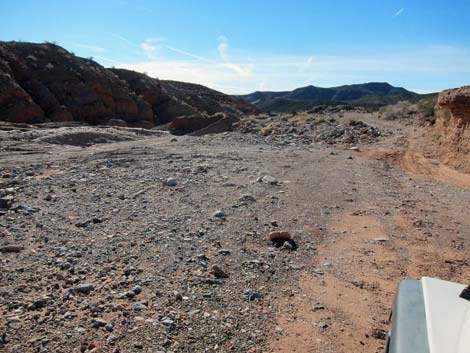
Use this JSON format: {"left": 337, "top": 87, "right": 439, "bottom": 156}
{"left": 1, "top": 113, "right": 469, "bottom": 353}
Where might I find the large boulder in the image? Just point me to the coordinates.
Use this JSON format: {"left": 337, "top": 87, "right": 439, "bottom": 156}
{"left": 169, "top": 113, "right": 226, "bottom": 135}
{"left": 434, "top": 86, "right": 470, "bottom": 172}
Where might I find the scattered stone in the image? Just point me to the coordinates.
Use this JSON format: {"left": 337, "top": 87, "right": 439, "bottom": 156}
{"left": 92, "top": 318, "right": 109, "bottom": 328}
{"left": 239, "top": 194, "right": 256, "bottom": 202}
{"left": 164, "top": 177, "right": 177, "bottom": 187}
{"left": 261, "top": 175, "right": 278, "bottom": 185}
{"left": 351, "top": 279, "right": 365, "bottom": 289}
{"left": 15, "top": 204, "right": 38, "bottom": 214}
{"left": 369, "top": 328, "right": 387, "bottom": 340}
{"left": 131, "top": 285, "right": 142, "bottom": 295}
{"left": 107, "top": 334, "right": 117, "bottom": 345}
{"left": 7, "top": 316, "right": 22, "bottom": 329}
{"left": 269, "top": 231, "right": 297, "bottom": 249}
{"left": 318, "top": 321, "right": 329, "bottom": 329}
{"left": 281, "top": 239, "right": 297, "bottom": 251}
{"left": 161, "top": 318, "right": 175, "bottom": 328}
{"left": 371, "top": 237, "right": 389, "bottom": 243}
{"left": 132, "top": 303, "right": 147, "bottom": 311}
{"left": 212, "top": 210, "right": 225, "bottom": 218}
{"left": 75, "top": 284, "right": 95, "bottom": 294}
{"left": 75, "top": 220, "right": 90, "bottom": 228}
{"left": 0, "top": 195, "right": 14, "bottom": 209}
{"left": 201, "top": 278, "right": 224, "bottom": 285}
{"left": 1, "top": 245, "right": 24, "bottom": 253}
{"left": 243, "top": 289, "right": 261, "bottom": 301}
{"left": 134, "top": 342, "right": 144, "bottom": 349}
{"left": 268, "top": 231, "right": 291, "bottom": 242}
{"left": 211, "top": 265, "right": 229, "bottom": 279}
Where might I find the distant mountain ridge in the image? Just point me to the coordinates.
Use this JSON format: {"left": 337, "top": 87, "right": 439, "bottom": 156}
{"left": 238, "top": 82, "right": 435, "bottom": 112}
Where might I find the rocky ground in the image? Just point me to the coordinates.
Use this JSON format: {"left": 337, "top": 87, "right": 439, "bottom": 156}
{"left": 1, "top": 110, "right": 469, "bottom": 353}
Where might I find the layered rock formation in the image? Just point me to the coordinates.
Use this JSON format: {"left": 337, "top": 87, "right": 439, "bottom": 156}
{"left": 0, "top": 41, "right": 257, "bottom": 132}
{"left": 0, "top": 42, "right": 154, "bottom": 127}
{"left": 434, "top": 86, "right": 470, "bottom": 172}
{"left": 109, "top": 69, "right": 196, "bottom": 125}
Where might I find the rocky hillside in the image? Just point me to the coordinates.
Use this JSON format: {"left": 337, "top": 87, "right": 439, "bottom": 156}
{"left": 0, "top": 41, "right": 256, "bottom": 131}
{"left": 161, "top": 80, "right": 258, "bottom": 117}
{"left": 238, "top": 82, "right": 432, "bottom": 112}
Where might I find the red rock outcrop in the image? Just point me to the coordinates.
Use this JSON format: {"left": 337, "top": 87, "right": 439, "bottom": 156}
{"left": 434, "top": 86, "right": 470, "bottom": 172}
{"left": 110, "top": 69, "right": 196, "bottom": 124}
{"left": 0, "top": 41, "right": 258, "bottom": 132}
{"left": 169, "top": 113, "right": 226, "bottom": 135}
{"left": 0, "top": 42, "right": 154, "bottom": 127}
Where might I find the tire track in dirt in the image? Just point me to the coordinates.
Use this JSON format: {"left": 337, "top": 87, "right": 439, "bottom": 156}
{"left": 270, "top": 208, "right": 470, "bottom": 353}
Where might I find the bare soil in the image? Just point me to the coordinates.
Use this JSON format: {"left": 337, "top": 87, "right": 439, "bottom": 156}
{"left": 1, "top": 112, "right": 469, "bottom": 353}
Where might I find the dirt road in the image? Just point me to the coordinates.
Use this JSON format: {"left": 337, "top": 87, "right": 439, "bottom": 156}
{"left": 1, "top": 115, "right": 469, "bottom": 353}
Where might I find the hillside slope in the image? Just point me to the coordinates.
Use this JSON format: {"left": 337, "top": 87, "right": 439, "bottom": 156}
{"left": 238, "top": 82, "right": 433, "bottom": 112}
{"left": 0, "top": 41, "right": 256, "bottom": 130}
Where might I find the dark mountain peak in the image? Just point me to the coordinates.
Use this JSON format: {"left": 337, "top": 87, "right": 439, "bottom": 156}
{"left": 238, "top": 82, "right": 426, "bottom": 113}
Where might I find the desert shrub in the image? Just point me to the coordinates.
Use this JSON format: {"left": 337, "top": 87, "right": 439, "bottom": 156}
{"left": 417, "top": 96, "right": 437, "bottom": 124}
{"left": 378, "top": 101, "right": 413, "bottom": 120}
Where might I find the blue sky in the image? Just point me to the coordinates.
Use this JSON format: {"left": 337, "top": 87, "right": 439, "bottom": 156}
{"left": 1, "top": 0, "right": 470, "bottom": 94}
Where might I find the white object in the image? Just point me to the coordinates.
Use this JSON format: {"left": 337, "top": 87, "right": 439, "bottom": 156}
{"left": 422, "top": 276, "right": 470, "bottom": 353}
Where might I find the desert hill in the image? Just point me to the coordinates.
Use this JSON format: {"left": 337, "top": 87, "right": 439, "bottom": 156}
{"left": 0, "top": 41, "right": 257, "bottom": 131}
{"left": 238, "top": 82, "right": 435, "bottom": 112}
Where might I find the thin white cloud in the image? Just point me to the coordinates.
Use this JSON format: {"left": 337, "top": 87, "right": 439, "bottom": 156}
{"left": 163, "top": 44, "right": 214, "bottom": 63}
{"left": 110, "top": 33, "right": 138, "bottom": 47}
{"left": 140, "top": 42, "right": 158, "bottom": 52}
{"left": 110, "top": 44, "right": 470, "bottom": 94}
{"left": 90, "top": 33, "right": 470, "bottom": 95}
{"left": 139, "top": 38, "right": 165, "bottom": 59}
{"left": 217, "top": 35, "right": 229, "bottom": 61}
{"left": 215, "top": 35, "right": 251, "bottom": 76}
{"left": 145, "top": 37, "right": 165, "bottom": 43}
{"left": 71, "top": 43, "right": 106, "bottom": 53}
{"left": 393, "top": 8, "right": 405, "bottom": 17}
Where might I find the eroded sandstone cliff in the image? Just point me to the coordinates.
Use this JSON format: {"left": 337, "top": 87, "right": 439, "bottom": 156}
{"left": 0, "top": 41, "right": 257, "bottom": 132}
{"left": 434, "top": 86, "right": 470, "bottom": 172}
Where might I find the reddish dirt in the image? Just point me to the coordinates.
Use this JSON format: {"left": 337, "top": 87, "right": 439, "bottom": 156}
{"left": 268, "top": 115, "right": 470, "bottom": 353}
{"left": 1, "top": 110, "right": 469, "bottom": 353}
{"left": 363, "top": 146, "right": 470, "bottom": 190}
{"left": 270, "top": 209, "right": 469, "bottom": 353}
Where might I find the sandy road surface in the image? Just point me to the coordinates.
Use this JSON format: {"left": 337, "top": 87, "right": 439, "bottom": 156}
{"left": 0, "top": 117, "right": 469, "bottom": 353}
